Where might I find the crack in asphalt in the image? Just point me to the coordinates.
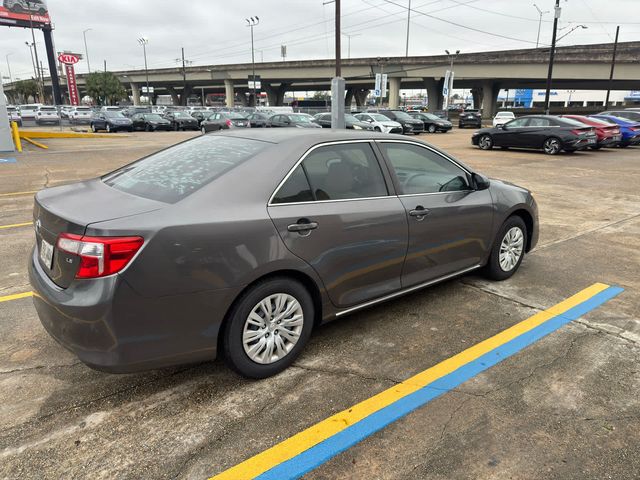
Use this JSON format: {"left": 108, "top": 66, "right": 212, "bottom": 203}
{"left": 461, "top": 281, "right": 545, "bottom": 311}
{"left": 291, "top": 363, "right": 401, "bottom": 385}
{"left": 573, "top": 319, "right": 640, "bottom": 347}
{"left": 535, "top": 212, "right": 640, "bottom": 252}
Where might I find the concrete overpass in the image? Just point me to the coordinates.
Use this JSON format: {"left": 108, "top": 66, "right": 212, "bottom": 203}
{"left": 8, "top": 41, "right": 640, "bottom": 118}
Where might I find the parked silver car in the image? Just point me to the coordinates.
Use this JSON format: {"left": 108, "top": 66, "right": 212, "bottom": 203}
{"left": 30, "top": 130, "right": 538, "bottom": 378}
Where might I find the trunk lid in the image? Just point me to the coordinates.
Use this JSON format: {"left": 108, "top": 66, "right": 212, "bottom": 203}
{"left": 33, "top": 179, "right": 163, "bottom": 288}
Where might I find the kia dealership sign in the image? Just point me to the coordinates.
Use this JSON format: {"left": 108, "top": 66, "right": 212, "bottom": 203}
{"left": 58, "top": 53, "right": 82, "bottom": 106}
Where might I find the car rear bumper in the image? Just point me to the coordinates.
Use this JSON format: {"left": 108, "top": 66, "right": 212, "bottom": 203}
{"left": 29, "top": 247, "right": 239, "bottom": 373}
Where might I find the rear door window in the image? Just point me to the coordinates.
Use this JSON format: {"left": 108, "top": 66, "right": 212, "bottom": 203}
{"left": 103, "top": 136, "right": 269, "bottom": 203}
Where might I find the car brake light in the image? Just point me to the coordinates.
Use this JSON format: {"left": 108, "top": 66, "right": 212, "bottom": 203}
{"left": 226, "top": 119, "right": 232, "bottom": 127}
{"left": 570, "top": 129, "right": 583, "bottom": 135}
{"left": 57, "top": 233, "right": 144, "bottom": 278}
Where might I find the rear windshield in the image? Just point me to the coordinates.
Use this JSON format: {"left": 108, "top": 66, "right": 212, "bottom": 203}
{"left": 556, "top": 117, "right": 589, "bottom": 127}
{"left": 40, "top": 107, "right": 56, "bottom": 111}
{"left": 103, "top": 136, "right": 269, "bottom": 203}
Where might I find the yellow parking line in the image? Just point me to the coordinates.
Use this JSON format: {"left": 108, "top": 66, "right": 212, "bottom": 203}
{"left": 0, "top": 191, "right": 37, "bottom": 197}
{"left": 210, "top": 282, "right": 615, "bottom": 480}
{"left": 0, "top": 222, "right": 33, "bottom": 230}
{"left": 0, "top": 291, "right": 33, "bottom": 303}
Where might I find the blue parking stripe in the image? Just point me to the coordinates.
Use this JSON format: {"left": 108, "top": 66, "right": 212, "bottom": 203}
{"left": 256, "top": 285, "right": 624, "bottom": 480}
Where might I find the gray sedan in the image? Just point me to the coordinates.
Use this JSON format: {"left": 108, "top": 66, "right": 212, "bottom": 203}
{"left": 29, "top": 130, "right": 538, "bottom": 378}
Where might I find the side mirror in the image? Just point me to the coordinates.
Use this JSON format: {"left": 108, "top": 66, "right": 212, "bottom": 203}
{"left": 472, "top": 172, "right": 490, "bottom": 191}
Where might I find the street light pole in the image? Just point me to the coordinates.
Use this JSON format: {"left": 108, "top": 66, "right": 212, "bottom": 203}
{"left": 444, "top": 49, "right": 460, "bottom": 113}
{"left": 83, "top": 28, "right": 92, "bottom": 73}
{"left": 138, "top": 37, "right": 150, "bottom": 105}
{"left": 5, "top": 53, "right": 13, "bottom": 85}
{"left": 533, "top": 3, "right": 549, "bottom": 48}
{"left": 27, "top": 3, "right": 44, "bottom": 100}
{"left": 246, "top": 17, "right": 259, "bottom": 107}
{"left": 605, "top": 25, "right": 620, "bottom": 108}
{"left": 543, "top": 0, "right": 561, "bottom": 116}
{"left": 405, "top": 0, "right": 411, "bottom": 57}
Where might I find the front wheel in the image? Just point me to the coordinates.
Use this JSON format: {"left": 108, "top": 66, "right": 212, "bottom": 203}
{"left": 106, "top": 124, "right": 112, "bottom": 133}
{"left": 90, "top": 123, "right": 97, "bottom": 133}
{"left": 543, "top": 137, "right": 561, "bottom": 155}
{"left": 428, "top": 124, "right": 436, "bottom": 133}
{"left": 484, "top": 216, "right": 527, "bottom": 281}
{"left": 201, "top": 126, "right": 207, "bottom": 135}
{"left": 478, "top": 134, "right": 493, "bottom": 150}
{"left": 222, "top": 277, "right": 314, "bottom": 378}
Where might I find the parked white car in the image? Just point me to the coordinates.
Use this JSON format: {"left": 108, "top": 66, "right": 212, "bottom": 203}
{"left": 493, "top": 111, "right": 516, "bottom": 127}
{"left": 69, "top": 106, "right": 93, "bottom": 124}
{"left": 35, "top": 106, "right": 60, "bottom": 125}
{"left": 354, "top": 112, "right": 404, "bottom": 134}
{"left": 18, "top": 104, "right": 42, "bottom": 119}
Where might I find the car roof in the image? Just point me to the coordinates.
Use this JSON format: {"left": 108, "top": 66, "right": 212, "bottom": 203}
{"left": 222, "top": 128, "right": 410, "bottom": 145}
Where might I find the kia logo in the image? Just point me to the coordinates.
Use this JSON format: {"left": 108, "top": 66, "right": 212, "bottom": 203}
{"left": 58, "top": 54, "right": 80, "bottom": 65}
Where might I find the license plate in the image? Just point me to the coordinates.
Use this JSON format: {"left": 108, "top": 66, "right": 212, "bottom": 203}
{"left": 587, "top": 138, "right": 596, "bottom": 144}
{"left": 613, "top": 135, "right": 621, "bottom": 141}
{"left": 40, "top": 238, "right": 54, "bottom": 269}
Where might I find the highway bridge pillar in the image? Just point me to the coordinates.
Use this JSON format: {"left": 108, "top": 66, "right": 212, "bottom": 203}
{"left": 264, "top": 82, "right": 289, "bottom": 106}
{"left": 481, "top": 81, "right": 498, "bottom": 119}
{"left": 130, "top": 83, "right": 141, "bottom": 106}
{"left": 388, "top": 77, "right": 401, "bottom": 109}
{"left": 167, "top": 87, "right": 180, "bottom": 106}
{"left": 423, "top": 78, "right": 442, "bottom": 111}
{"left": 354, "top": 88, "right": 369, "bottom": 107}
{"left": 224, "top": 79, "right": 234, "bottom": 108}
{"left": 345, "top": 87, "right": 354, "bottom": 108}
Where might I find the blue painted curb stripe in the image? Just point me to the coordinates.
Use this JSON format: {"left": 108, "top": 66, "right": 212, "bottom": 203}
{"left": 256, "top": 285, "right": 624, "bottom": 480}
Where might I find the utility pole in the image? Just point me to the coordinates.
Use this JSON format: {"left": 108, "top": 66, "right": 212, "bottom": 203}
{"left": 138, "top": 37, "right": 150, "bottom": 105}
{"left": 533, "top": 4, "right": 549, "bottom": 48}
{"left": 281, "top": 45, "right": 287, "bottom": 62}
{"left": 83, "top": 28, "right": 92, "bottom": 73}
{"left": 327, "top": 0, "right": 345, "bottom": 128}
{"left": 543, "top": 0, "right": 561, "bottom": 116}
{"left": 246, "top": 17, "right": 259, "bottom": 107}
{"left": 104, "top": 59, "right": 107, "bottom": 72}
{"left": 342, "top": 33, "right": 360, "bottom": 59}
{"left": 27, "top": 5, "right": 44, "bottom": 100}
{"left": 605, "top": 26, "right": 620, "bottom": 108}
{"left": 405, "top": 0, "right": 411, "bottom": 57}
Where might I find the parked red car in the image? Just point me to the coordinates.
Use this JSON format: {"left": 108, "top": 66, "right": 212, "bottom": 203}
{"left": 560, "top": 115, "right": 621, "bottom": 149}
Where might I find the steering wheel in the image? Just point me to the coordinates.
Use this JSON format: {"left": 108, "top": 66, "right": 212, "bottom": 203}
{"left": 404, "top": 173, "right": 429, "bottom": 190}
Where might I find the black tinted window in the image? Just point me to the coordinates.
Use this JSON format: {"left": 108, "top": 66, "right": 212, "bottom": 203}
{"left": 103, "top": 136, "right": 268, "bottom": 203}
{"left": 272, "top": 166, "right": 313, "bottom": 204}
{"left": 302, "top": 143, "right": 388, "bottom": 200}
{"left": 381, "top": 143, "right": 469, "bottom": 194}
{"left": 528, "top": 117, "right": 552, "bottom": 127}
{"left": 506, "top": 118, "right": 529, "bottom": 128}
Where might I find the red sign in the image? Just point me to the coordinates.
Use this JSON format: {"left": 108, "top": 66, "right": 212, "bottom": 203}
{"left": 58, "top": 53, "right": 80, "bottom": 65}
{"left": 65, "top": 63, "right": 80, "bottom": 106}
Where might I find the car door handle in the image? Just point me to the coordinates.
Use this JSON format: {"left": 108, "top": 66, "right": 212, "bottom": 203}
{"left": 287, "top": 220, "right": 319, "bottom": 233}
{"left": 409, "top": 206, "right": 430, "bottom": 219}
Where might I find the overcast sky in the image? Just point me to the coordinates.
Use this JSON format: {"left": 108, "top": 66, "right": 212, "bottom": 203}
{"left": 1, "top": 0, "right": 638, "bottom": 82}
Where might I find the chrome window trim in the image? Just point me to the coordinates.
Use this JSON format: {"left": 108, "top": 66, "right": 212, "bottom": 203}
{"left": 335, "top": 264, "right": 482, "bottom": 317}
{"left": 268, "top": 195, "right": 393, "bottom": 208}
{"left": 267, "top": 139, "right": 391, "bottom": 206}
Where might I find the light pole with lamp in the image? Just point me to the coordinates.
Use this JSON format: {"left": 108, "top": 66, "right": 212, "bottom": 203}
{"left": 533, "top": 4, "right": 549, "bottom": 48}
{"left": 5, "top": 53, "right": 13, "bottom": 85}
{"left": 137, "top": 37, "right": 150, "bottom": 105}
{"left": 342, "top": 33, "right": 361, "bottom": 59}
{"left": 83, "top": 28, "right": 92, "bottom": 73}
{"left": 246, "top": 16, "right": 259, "bottom": 107}
{"left": 444, "top": 49, "right": 460, "bottom": 114}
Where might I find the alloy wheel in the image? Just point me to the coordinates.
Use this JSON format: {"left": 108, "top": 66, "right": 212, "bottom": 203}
{"left": 543, "top": 138, "right": 560, "bottom": 155}
{"left": 428, "top": 124, "right": 436, "bottom": 133}
{"left": 499, "top": 227, "right": 524, "bottom": 272}
{"left": 479, "top": 134, "right": 493, "bottom": 150}
{"left": 242, "top": 293, "right": 304, "bottom": 365}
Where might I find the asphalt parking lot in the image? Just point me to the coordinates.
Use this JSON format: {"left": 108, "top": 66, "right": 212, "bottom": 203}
{"left": 0, "top": 129, "right": 638, "bottom": 479}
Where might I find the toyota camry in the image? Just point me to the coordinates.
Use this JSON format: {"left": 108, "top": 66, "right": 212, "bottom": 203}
{"left": 29, "top": 130, "right": 538, "bottom": 378}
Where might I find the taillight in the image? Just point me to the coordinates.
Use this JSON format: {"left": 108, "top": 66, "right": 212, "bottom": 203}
{"left": 631, "top": 126, "right": 640, "bottom": 132}
{"left": 57, "top": 233, "right": 144, "bottom": 279}
{"left": 226, "top": 119, "right": 232, "bottom": 127}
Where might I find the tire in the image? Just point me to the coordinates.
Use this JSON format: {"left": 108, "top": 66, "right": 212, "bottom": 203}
{"left": 590, "top": 145, "right": 602, "bottom": 150}
{"left": 374, "top": 126, "right": 381, "bottom": 132}
{"left": 542, "top": 137, "right": 561, "bottom": 155}
{"left": 145, "top": 124, "right": 151, "bottom": 132}
{"left": 106, "top": 124, "right": 112, "bottom": 133}
{"left": 222, "top": 277, "right": 314, "bottom": 379}
{"left": 90, "top": 123, "right": 97, "bottom": 133}
{"left": 201, "top": 126, "right": 207, "bottom": 135}
{"left": 484, "top": 216, "right": 527, "bottom": 281}
{"left": 478, "top": 134, "right": 493, "bottom": 150}
{"left": 173, "top": 123, "right": 179, "bottom": 131}
{"left": 428, "top": 124, "right": 436, "bottom": 133}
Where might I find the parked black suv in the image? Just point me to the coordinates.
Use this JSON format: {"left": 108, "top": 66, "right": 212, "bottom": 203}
{"left": 458, "top": 109, "right": 483, "bottom": 128}
{"left": 371, "top": 109, "right": 424, "bottom": 134}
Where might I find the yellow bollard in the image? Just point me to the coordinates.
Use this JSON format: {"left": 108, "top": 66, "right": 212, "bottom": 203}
{"left": 10, "top": 121, "right": 22, "bottom": 153}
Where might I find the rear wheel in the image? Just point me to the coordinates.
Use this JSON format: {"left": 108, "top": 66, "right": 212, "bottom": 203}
{"left": 222, "top": 277, "right": 314, "bottom": 378}
{"left": 543, "top": 137, "right": 561, "bottom": 155}
{"left": 106, "top": 124, "right": 112, "bottom": 133}
{"left": 590, "top": 145, "right": 602, "bottom": 150}
{"left": 428, "top": 124, "right": 436, "bottom": 133}
{"left": 201, "top": 126, "right": 207, "bottom": 135}
{"left": 478, "top": 134, "right": 493, "bottom": 150}
{"left": 484, "top": 216, "right": 527, "bottom": 281}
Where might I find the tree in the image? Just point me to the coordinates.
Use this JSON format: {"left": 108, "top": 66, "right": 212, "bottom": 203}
{"left": 85, "top": 71, "right": 127, "bottom": 106}
{"left": 14, "top": 79, "right": 39, "bottom": 103}
{"left": 313, "top": 91, "right": 330, "bottom": 100}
